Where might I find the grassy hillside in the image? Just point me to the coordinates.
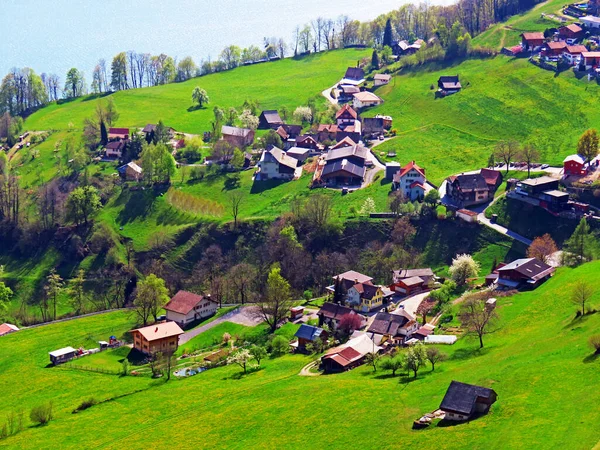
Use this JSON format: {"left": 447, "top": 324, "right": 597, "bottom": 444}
{"left": 2, "top": 262, "right": 600, "bottom": 448}
{"left": 370, "top": 56, "right": 600, "bottom": 184}
{"left": 24, "top": 49, "right": 370, "bottom": 134}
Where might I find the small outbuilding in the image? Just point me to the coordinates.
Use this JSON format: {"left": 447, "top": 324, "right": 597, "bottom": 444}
{"left": 439, "top": 381, "right": 497, "bottom": 421}
{"left": 294, "top": 324, "right": 328, "bottom": 353}
{"left": 0, "top": 323, "right": 19, "bottom": 337}
{"left": 49, "top": 346, "right": 77, "bottom": 365}
{"left": 456, "top": 209, "right": 479, "bottom": 223}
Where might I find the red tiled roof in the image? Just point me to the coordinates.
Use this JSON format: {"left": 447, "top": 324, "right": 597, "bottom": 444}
{"left": 397, "top": 161, "right": 425, "bottom": 179}
{"left": 409, "top": 181, "right": 425, "bottom": 189}
{"left": 547, "top": 41, "right": 567, "bottom": 50}
{"left": 108, "top": 127, "right": 129, "bottom": 135}
{"left": 164, "top": 290, "right": 215, "bottom": 315}
{"left": 566, "top": 45, "right": 588, "bottom": 54}
{"left": 521, "top": 32, "right": 545, "bottom": 41}
{"left": 562, "top": 23, "right": 583, "bottom": 34}
{"left": 0, "top": 323, "right": 19, "bottom": 336}
{"left": 336, "top": 104, "right": 358, "bottom": 120}
{"left": 480, "top": 168, "right": 502, "bottom": 186}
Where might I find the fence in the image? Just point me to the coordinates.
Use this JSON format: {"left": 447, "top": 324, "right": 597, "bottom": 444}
{"left": 60, "top": 363, "right": 120, "bottom": 376}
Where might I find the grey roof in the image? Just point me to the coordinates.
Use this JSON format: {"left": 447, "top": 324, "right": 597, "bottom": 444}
{"left": 520, "top": 176, "right": 558, "bottom": 187}
{"left": 49, "top": 346, "right": 76, "bottom": 358}
{"left": 394, "top": 268, "right": 434, "bottom": 279}
{"left": 440, "top": 381, "right": 496, "bottom": 415}
{"left": 262, "top": 147, "right": 298, "bottom": 169}
{"left": 325, "top": 145, "right": 368, "bottom": 162}
{"left": 399, "top": 276, "right": 424, "bottom": 287}
{"left": 260, "top": 110, "right": 283, "bottom": 124}
{"left": 367, "top": 312, "right": 412, "bottom": 336}
{"left": 322, "top": 159, "right": 365, "bottom": 178}
{"left": 222, "top": 125, "right": 252, "bottom": 137}
{"left": 438, "top": 76, "right": 461, "bottom": 90}
{"left": 452, "top": 173, "right": 488, "bottom": 192}
{"left": 362, "top": 117, "right": 385, "bottom": 133}
{"left": 335, "top": 271, "right": 373, "bottom": 283}
{"left": 345, "top": 67, "right": 365, "bottom": 81}
{"left": 497, "top": 258, "right": 554, "bottom": 281}
{"left": 295, "top": 324, "right": 324, "bottom": 341}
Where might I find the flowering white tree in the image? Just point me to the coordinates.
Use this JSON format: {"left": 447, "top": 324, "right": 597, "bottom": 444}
{"left": 359, "top": 197, "right": 376, "bottom": 216}
{"left": 449, "top": 253, "right": 480, "bottom": 285}
{"left": 238, "top": 109, "right": 259, "bottom": 130}
{"left": 227, "top": 349, "right": 251, "bottom": 374}
{"left": 293, "top": 106, "right": 312, "bottom": 124}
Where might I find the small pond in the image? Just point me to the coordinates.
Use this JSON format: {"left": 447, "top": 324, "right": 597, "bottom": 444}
{"left": 174, "top": 367, "right": 207, "bottom": 378}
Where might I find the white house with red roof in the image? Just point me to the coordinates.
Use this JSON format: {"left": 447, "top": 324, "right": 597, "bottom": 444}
{"left": 392, "top": 161, "right": 427, "bottom": 201}
{"left": 164, "top": 290, "right": 218, "bottom": 327}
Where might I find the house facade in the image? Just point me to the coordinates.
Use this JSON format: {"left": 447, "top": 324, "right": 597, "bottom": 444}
{"left": 563, "top": 45, "right": 587, "bottom": 65}
{"left": 564, "top": 154, "right": 586, "bottom": 175}
{"left": 221, "top": 126, "right": 255, "bottom": 148}
{"left": 258, "top": 110, "right": 283, "bottom": 129}
{"left": 374, "top": 74, "right": 392, "bottom": 86}
{"left": 446, "top": 173, "right": 491, "bottom": 207}
{"left": 164, "top": 290, "right": 218, "bottom": 327}
{"left": 440, "top": 381, "right": 497, "bottom": 421}
{"left": 104, "top": 140, "right": 125, "bottom": 158}
{"left": 346, "top": 283, "right": 387, "bottom": 312}
{"left": 521, "top": 32, "right": 545, "bottom": 51}
{"left": 257, "top": 146, "right": 298, "bottom": 180}
{"left": 392, "top": 161, "right": 427, "bottom": 201}
{"left": 353, "top": 92, "right": 383, "bottom": 109}
{"left": 495, "top": 258, "right": 555, "bottom": 289}
{"left": 131, "top": 322, "right": 184, "bottom": 355}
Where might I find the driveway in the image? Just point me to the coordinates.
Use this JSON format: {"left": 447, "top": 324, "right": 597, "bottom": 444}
{"left": 322, "top": 84, "right": 338, "bottom": 105}
{"left": 179, "top": 306, "right": 262, "bottom": 345}
{"left": 395, "top": 292, "right": 430, "bottom": 318}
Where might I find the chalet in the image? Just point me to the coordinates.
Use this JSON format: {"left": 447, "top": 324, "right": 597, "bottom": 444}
{"left": 275, "top": 124, "right": 303, "bottom": 142}
{"left": 321, "top": 333, "right": 382, "bottom": 373}
{"left": 343, "top": 67, "right": 366, "bottom": 82}
{"left": 0, "top": 323, "right": 19, "bottom": 337}
{"left": 558, "top": 23, "right": 584, "bottom": 40}
{"left": 294, "top": 324, "right": 327, "bottom": 353}
{"left": 362, "top": 117, "right": 385, "bottom": 139}
{"left": 286, "top": 147, "right": 310, "bottom": 163}
{"left": 367, "top": 310, "right": 419, "bottom": 345}
{"left": 521, "top": 32, "right": 545, "bottom": 51}
{"left": 346, "top": 282, "right": 392, "bottom": 313}
{"left": 446, "top": 173, "right": 491, "bottom": 207}
{"left": 390, "top": 268, "right": 434, "bottom": 295}
{"left": 257, "top": 146, "right": 298, "bottom": 180}
{"left": 392, "top": 161, "right": 427, "bottom": 201}
{"left": 582, "top": 51, "right": 600, "bottom": 69}
{"left": 131, "top": 322, "right": 184, "bottom": 355}
{"left": 118, "top": 162, "right": 143, "bottom": 181}
{"left": 325, "top": 145, "right": 368, "bottom": 167}
{"left": 164, "top": 290, "right": 218, "bottom": 328}
{"left": 258, "top": 110, "right": 283, "bottom": 129}
{"left": 104, "top": 140, "right": 125, "bottom": 158}
{"left": 392, "top": 40, "right": 410, "bottom": 55}
{"left": 440, "top": 381, "right": 497, "bottom": 421}
{"left": 437, "top": 75, "right": 461, "bottom": 94}
{"left": 563, "top": 45, "right": 588, "bottom": 64}
{"left": 495, "top": 257, "right": 555, "bottom": 289}
{"left": 374, "top": 74, "right": 392, "bottom": 86}
{"left": 317, "top": 124, "right": 338, "bottom": 143}
{"left": 108, "top": 127, "right": 129, "bottom": 141}
{"left": 295, "top": 135, "right": 319, "bottom": 150}
{"left": 353, "top": 91, "right": 383, "bottom": 109}
{"left": 331, "top": 136, "right": 357, "bottom": 150}
{"left": 480, "top": 168, "right": 503, "bottom": 191}
{"left": 564, "top": 154, "right": 586, "bottom": 175}
{"left": 317, "top": 302, "right": 366, "bottom": 330}
{"left": 543, "top": 41, "right": 567, "bottom": 57}
{"left": 221, "top": 126, "right": 255, "bottom": 148}
{"left": 456, "top": 208, "right": 479, "bottom": 223}
{"left": 336, "top": 104, "right": 359, "bottom": 126}
{"left": 329, "top": 270, "right": 373, "bottom": 292}
{"left": 581, "top": 15, "right": 600, "bottom": 29}
{"left": 49, "top": 347, "right": 77, "bottom": 365}
{"left": 321, "top": 145, "right": 368, "bottom": 185}
{"left": 375, "top": 114, "right": 393, "bottom": 129}
{"left": 392, "top": 268, "right": 435, "bottom": 286}
{"left": 338, "top": 84, "right": 361, "bottom": 102}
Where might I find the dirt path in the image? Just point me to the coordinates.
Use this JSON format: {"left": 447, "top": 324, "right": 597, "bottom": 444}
{"left": 299, "top": 360, "right": 321, "bottom": 376}
{"left": 179, "top": 306, "right": 261, "bottom": 345}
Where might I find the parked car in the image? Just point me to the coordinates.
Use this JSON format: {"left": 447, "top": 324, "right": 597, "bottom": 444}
{"left": 541, "top": 164, "right": 549, "bottom": 169}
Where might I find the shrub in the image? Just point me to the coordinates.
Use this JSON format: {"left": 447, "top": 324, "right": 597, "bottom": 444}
{"left": 589, "top": 334, "right": 600, "bottom": 353}
{"left": 270, "top": 335, "right": 289, "bottom": 356}
{"left": 30, "top": 402, "right": 53, "bottom": 425}
{"left": 73, "top": 398, "right": 97, "bottom": 413}
{"left": 222, "top": 332, "right": 232, "bottom": 345}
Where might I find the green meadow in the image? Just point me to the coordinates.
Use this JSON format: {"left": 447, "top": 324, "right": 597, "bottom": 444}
{"left": 1, "top": 261, "right": 600, "bottom": 449}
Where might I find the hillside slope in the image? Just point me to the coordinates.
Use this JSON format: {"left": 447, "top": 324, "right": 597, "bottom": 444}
{"left": 1, "top": 261, "right": 600, "bottom": 449}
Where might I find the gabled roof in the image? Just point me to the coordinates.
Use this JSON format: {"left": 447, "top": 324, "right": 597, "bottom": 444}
{"left": 521, "top": 32, "right": 545, "bottom": 40}
{"left": 396, "top": 161, "right": 425, "bottom": 180}
{"left": 0, "top": 323, "right": 19, "bottom": 336}
{"left": 480, "top": 168, "right": 502, "bottom": 186}
{"left": 318, "top": 124, "right": 339, "bottom": 133}
{"left": 336, "top": 104, "right": 358, "bottom": 120}
{"left": 393, "top": 268, "right": 434, "bottom": 280}
{"left": 295, "top": 324, "right": 324, "bottom": 341}
{"left": 398, "top": 276, "right": 424, "bottom": 287}
{"left": 133, "top": 322, "right": 184, "bottom": 342}
{"left": 222, "top": 126, "right": 252, "bottom": 137}
{"left": 581, "top": 15, "right": 600, "bottom": 24}
{"left": 126, "top": 162, "right": 142, "bottom": 173}
{"left": 564, "top": 154, "right": 585, "bottom": 164}
{"left": 367, "top": 311, "right": 412, "bottom": 336}
{"left": 275, "top": 126, "right": 289, "bottom": 140}
{"left": 259, "top": 110, "right": 283, "bottom": 124}
{"left": 325, "top": 145, "right": 368, "bottom": 162}
{"left": 565, "top": 45, "right": 588, "bottom": 54}
{"left": 331, "top": 137, "right": 357, "bottom": 149}
{"left": 561, "top": 23, "right": 583, "bottom": 34}
{"left": 318, "top": 302, "right": 364, "bottom": 322}
{"left": 322, "top": 159, "right": 366, "bottom": 179}
{"left": 353, "top": 91, "right": 382, "bottom": 103}
{"left": 108, "top": 127, "right": 129, "bottom": 135}
{"left": 164, "top": 290, "right": 213, "bottom": 315}
{"left": 374, "top": 74, "right": 392, "bottom": 81}
{"left": 451, "top": 173, "right": 488, "bottom": 192}
{"left": 546, "top": 41, "right": 567, "bottom": 50}
{"left": 438, "top": 75, "right": 461, "bottom": 90}
{"left": 362, "top": 117, "right": 385, "bottom": 133}
{"left": 497, "top": 258, "right": 554, "bottom": 281}
{"left": 334, "top": 270, "right": 373, "bottom": 284}
{"left": 344, "top": 67, "right": 365, "bottom": 81}
{"left": 105, "top": 141, "right": 124, "bottom": 151}
{"left": 340, "top": 85, "right": 360, "bottom": 94}
{"left": 440, "top": 381, "right": 496, "bottom": 415}
{"left": 261, "top": 146, "right": 298, "bottom": 169}
{"left": 352, "top": 282, "right": 381, "bottom": 300}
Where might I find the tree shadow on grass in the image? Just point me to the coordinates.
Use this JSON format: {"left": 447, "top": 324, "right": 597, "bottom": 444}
{"left": 583, "top": 352, "right": 600, "bottom": 364}
{"left": 116, "top": 190, "right": 157, "bottom": 224}
{"left": 250, "top": 178, "right": 288, "bottom": 194}
{"left": 450, "top": 346, "right": 489, "bottom": 361}
{"left": 81, "top": 92, "right": 112, "bottom": 102}
{"left": 187, "top": 105, "right": 207, "bottom": 112}
{"left": 437, "top": 413, "right": 487, "bottom": 427}
{"left": 223, "top": 174, "right": 241, "bottom": 191}
{"left": 223, "top": 366, "right": 263, "bottom": 380}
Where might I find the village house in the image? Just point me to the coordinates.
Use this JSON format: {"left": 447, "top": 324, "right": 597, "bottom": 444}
{"left": 131, "top": 321, "right": 184, "bottom": 355}
{"left": 581, "top": 51, "right": 600, "bottom": 69}
{"left": 221, "top": 125, "right": 255, "bottom": 148}
{"left": 353, "top": 91, "right": 383, "bottom": 109}
{"left": 563, "top": 45, "right": 588, "bottom": 65}
{"left": 521, "top": 32, "right": 545, "bottom": 51}
{"left": 331, "top": 136, "right": 357, "bottom": 150}
{"left": 295, "top": 134, "right": 319, "bottom": 150}
{"left": 439, "top": 381, "right": 497, "bottom": 421}
{"left": 104, "top": 140, "right": 125, "bottom": 159}
{"left": 581, "top": 15, "right": 600, "bottom": 29}
{"left": 367, "top": 310, "right": 419, "bottom": 345}
{"left": 492, "top": 257, "right": 555, "bottom": 289}
{"left": 118, "top": 161, "right": 143, "bottom": 181}
{"left": 321, "top": 333, "right": 382, "bottom": 373}
{"left": 336, "top": 123, "right": 362, "bottom": 144}
{"left": 257, "top": 146, "right": 299, "bottom": 180}
{"left": 294, "top": 324, "right": 328, "bottom": 353}
{"left": 328, "top": 270, "right": 373, "bottom": 293}
{"left": 390, "top": 268, "right": 435, "bottom": 295}
{"left": 512, "top": 176, "right": 573, "bottom": 214}
{"left": 163, "top": 290, "right": 218, "bottom": 328}
{"left": 362, "top": 117, "right": 385, "bottom": 139}
{"left": 446, "top": 174, "right": 490, "bottom": 207}
{"left": 346, "top": 282, "right": 393, "bottom": 313}
{"left": 316, "top": 123, "right": 338, "bottom": 143}
{"left": 543, "top": 41, "right": 567, "bottom": 58}
{"left": 317, "top": 302, "right": 366, "bottom": 330}
{"left": 338, "top": 85, "right": 361, "bottom": 102}
{"left": 437, "top": 76, "right": 462, "bottom": 94}
{"left": 391, "top": 161, "right": 428, "bottom": 201}
{"left": 564, "top": 154, "right": 587, "bottom": 175}
{"left": 374, "top": 73, "right": 392, "bottom": 86}
{"left": 0, "top": 323, "right": 19, "bottom": 337}
{"left": 275, "top": 124, "right": 303, "bottom": 148}
{"left": 321, "top": 145, "right": 368, "bottom": 186}
{"left": 336, "top": 104, "right": 359, "bottom": 126}
{"left": 285, "top": 147, "right": 310, "bottom": 163}
{"left": 342, "top": 67, "right": 366, "bottom": 84}
{"left": 142, "top": 123, "right": 175, "bottom": 140}
{"left": 258, "top": 110, "right": 283, "bottom": 129}
{"left": 108, "top": 127, "right": 129, "bottom": 141}
{"left": 558, "top": 23, "right": 584, "bottom": 41}
{"left": 480, "top": 168, "right": 503, "bottom": 191}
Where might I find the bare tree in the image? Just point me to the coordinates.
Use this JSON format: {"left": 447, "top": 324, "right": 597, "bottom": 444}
{"left": 311, "top": 18, "right": 325, "bottom": 52}
{"left": 229, "top": 263, "right": 257, "bottom": 304}
{"left": 459, "top": 296, "right": 499, "bottom": 348}
{"left": 494, "top": 140, "right": 519, "bottom": 174}
{"left": 228, "top": 191, "right": 244, "bottom": 228}
{"left": 519, "top": 144, "right": 540, "bottom": 178}
{"left": 322, "top": 19, "right": 336, "bottom": 49}
{"left": 571, "top": 281, "right": 594, "bottom": 316}
{"left": 426, "top": 347, "right": 447, "bottom": 371}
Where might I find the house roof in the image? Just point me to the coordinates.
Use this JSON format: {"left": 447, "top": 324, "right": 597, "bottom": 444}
{"left": 438, "top": 75, "right": 461, "bottom": 90}
{"left": 353, "top": 91, "right": 382, "bottom": 103}
{"left": 318, "top": 302, "right": 364, "bottom": 322}
{"left": 133, "top": 322, "right": 184, "bottom": 342}
{"left": 480, "top": 168, "right": 502, "bottom": 186}
{"left": 0, "top": 323, "right": 19, "bottom": 336}
{"left": 396, "top": 161, "right": 425, "bottom": 180}
{"left": 409, "top": 181, "right": 426, "bottom": 190}
{"left": 440, "top": 381, "right": 496, "bottom": 415}
{"left": 286, "top": 147, "right": 310, "bottom": 158}
{"left": 341, "top": 85, "right": 360, "bottom": 94}
{"left": 260, "top": 110, "right": 283, "bottom": 124}
{"left": 362, "top": 117, "right": 385, "bottom": 133}
{"left": 582, "top": 51, "right": 600, "bottom": 58}
{"left": 296, "top": 135, "right": 318, "bottom": 145}
{"left": 164, "top": 290, "right": 211, "bottom": 315}
{"left": 546, "top": 41, "right": 567, "bottom": 50}
{"left": 331, "top": 137, "right": 357, "bottom": 149}
{"left": 451, "top": 173, "right": 488, "bottom": 192}
{"left": 325, "top": 333, "right": 382, "bottom": 358}
{"left": 520, "top": 176, "right": 557, "bottom": 187}
{"left": 336, "top": 104, "right": 358, "bottom": 120}
{"left": 565, "top": 45, "right": 588, "bottom": 54}
{"left": 542, "top": 189, "right": 569, "bottom": 198}
{"left": 564, "top": 154, "right": 585, "bottom": 164}
{"left": 367, "top": 311, "right": 412, "bottom": 336}
{"left": 322, "top": 159, "right": 366, "bottom": 179}
{"left": 393, "top": 268, "right": 434, "bottom": 280}
{"left": 398, "top": 276, "right": 424, "bottom": 287}
{"left": 318, "top": 124, "right": 339, "bottom": 133}
{"left": 105, "top": 141, "right": 124, "bottom": 151}
{"left": 325, "top": 145, "right": 368, "bottom": 162}
{"left": 374, "top": 74, "right": 392, "bottom": 81}
{"left": 521, "top": 32, "right": 545, "bottom": 40}
{"left": 261, "top": 146, "right": 298, "bottom": 169}
{"left": 335, "top": 270, "right": 373, "bottom": 284}
{"left": 352, "top": 282, "right": 381, "bottom": 300}
{"left": 562, "top": 23, "right": 583, "bottom": 34}
{"left": 344, "top": 67, "right": 365, "bottom": 81}
{"left": 49, "top": 346, "right": 76, "bottom": 358}
{"left": 222, "top": 126, "right": 252, "bottom": 137}
{"left": 126, "top": 162, "right": 142, "bottom": 173}
{"left": 457, "top": 208, "right": 479, "bottom": 217}
{"left": 275, "top": 126, "right": 289, "bottom": 140}
{"left": 108, "top": 127, "right": 129, "bottom": 135}
{"left": 295, "top": 324, "right": 324, "bottom": 341}
{"left": 497, "top": 257, "right": 554, "bottom": 281}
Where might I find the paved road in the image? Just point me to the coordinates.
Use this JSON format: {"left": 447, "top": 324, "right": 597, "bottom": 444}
{"left": 179, "top": 306, "right": 261, "bottom": 345}
{"left": 321, "top": 84, "right": 338, "bottom": 105}
{"left": 396, "top": 292, "right": 430, "bottom": 318}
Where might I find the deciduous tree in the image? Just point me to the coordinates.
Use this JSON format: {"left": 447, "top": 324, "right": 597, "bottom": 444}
{"left": 192, "top": 86, "right": 209, "bottom": 108}
{"left": 459, "top": 296, "right": 498, "bottom": 348}
{"left": 449, "top": 254, "right": 480, "bottom": 285}
{"left": 519, "top": 144, "right": 540, "bottom": 178}
{"left": 380, "top": 354, "right": 403, "bottom": 376}
{"left": 571, "top": 281, "right": 594, "bottom": 316}
{"left": 494, "top": 140, "right": 519, "bottom": 174}
{"left": 256, "top": 266, "right": 294, "bottom": 332}
{"left": 426, "top": 347, "right": 447, "bottom": 371}
{"left": 134, "top": 274, "right": 170, "bottom": 325}
{"left": 66, "top": 186, "right": 102, "bottom": 225}
{"left": 577, "top": 129, "right": 599, "bottom": 162}
{"left": 527, "top": 234, "right": 558, "bottom": 264}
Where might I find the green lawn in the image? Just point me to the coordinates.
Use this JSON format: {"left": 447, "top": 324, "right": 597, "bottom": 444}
{"left": 24, "top": 49, "right": 370, "bottom": 135}
{"left": 2, "top": 262, "right": 600, "bottom": 448}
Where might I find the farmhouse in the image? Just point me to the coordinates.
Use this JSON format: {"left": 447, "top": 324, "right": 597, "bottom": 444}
{"left": 446, "top": 173, "right": 491, "bottom": 207}
{"left": 336, "top": 104, "right": 359, "bottom": 125}
{"left": 164, "top": 290, "right": 218, "bottom": 327}
{"left": 521, "top": 32, "right": 545, "bottom": 51}
{"left": 581, "top": 51, "right": 600, "bottom": 69}
{"left": 346, "top": 282, "right": 393, "bottom": 312}
{"left": 392, "top": 161, "right": 427, "bottom": 201}
{"left": 564, "top": 154, "right": 586, "bottom": 175}
{"left": 0, "top": 323, "right": 19, "bottom": 337}
{"left": 294, "top": 324, "right": 327, "bottom": 353}
{"left": 390, "top": 268, "right": 435, "bottom": 295}
{"left": 563, "top": 45, "right": 587, "bottom": 64}
{"left": 131, "top": 322, "right": 184, "bottom": 355}
{"left": 108, "top": 127, "right": 129, "bottom": 140}
{"left": 257, "top": 146, "right": 298, "bottom": 180}
{"left": 439, "top": 381, "right": 497, "bottom": 421}
{"left": 543, "top": 41, "right": 567, "bottom": 57}
{"left": 343, "top": 67, "right": 365, "bottom": 83}
{"left": 296, "top": 135, "right": 319, "bottom": 150}
{"left": 321, "top": 145, "right": 368, "bottom": 186}
{"left": 104, "top": 140, "right": 125, "bottom": 158}
{"left": 321, "top": 333, "right": 382, "bottom": 373}
{"left": 317, "top": 302, "right": 366, "bottom": 330}
{"left": 258, "top": 110, "right": 283, "bottom": 129}
{"left": 437, "top": 75, "right": 461, "bottom": 94}
{"left": 118, "top": 161, "right": 143, "bottom": 181}
{"left": 367, "top": 310, "right": 419, "bottom": 345}
{"left": 374, "top": 73, "right": 392, "bottom": 86}
{"left": 495, "top": 257, "right": 555, "bottom": 289}
{"left": 558, "top": 23, "right": 584, "bottom": 40}
{"left": 221, "top": 125, "right": 255, "bottom": 148}
{"left": 353, "top": 91, "right": 383, "bottom": 109}
{"left": 142, "top": 123, "right": 175, "bottom": 140}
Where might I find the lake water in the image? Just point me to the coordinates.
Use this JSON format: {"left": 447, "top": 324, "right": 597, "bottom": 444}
{"left": 0, "top": 0, "right": 453, "bottom": 80}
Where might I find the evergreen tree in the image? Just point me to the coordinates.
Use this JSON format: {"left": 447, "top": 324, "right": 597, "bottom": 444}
{"left": 564, "top": 218, "right": 594, "bottom": 266}
{"left": 383, "top": 18, "right": 394, "bottom": 48}
{"left": 371, "top": 50, "right": 380, "bottom": 69}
